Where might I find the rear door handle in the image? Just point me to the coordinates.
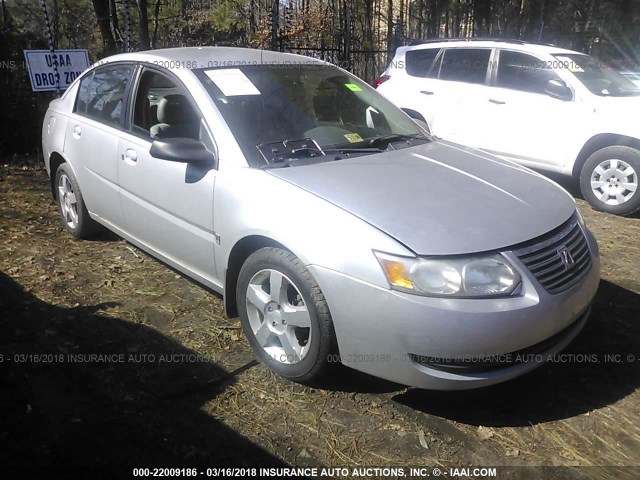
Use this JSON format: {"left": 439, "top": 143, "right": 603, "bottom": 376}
{"left": 420, "top": 90, "right": 435, "bottom": 96}
{"left": 73, "top": 125, "right": 81, "bottom": 138}
{"left": 489, "top": 98, "right": 506, "bottom": 104}
{"left": 123, "top": 148, "right": 138, "bottom": 163}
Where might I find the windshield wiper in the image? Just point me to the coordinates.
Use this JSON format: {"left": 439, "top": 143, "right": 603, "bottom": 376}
{"left": 323, "top": 147, "right": 384, "bottom": 154}
{"left": 259, "top": 146, "right": 385, "bottom": 170}
{"left": 257, "top": 138, "right": 324, "bottom": 165}
{"left": 257, "top": 138, "right": 386, "bottom": 169}
{"left": 365, "top": 132, "right": 430, "bottom": 148}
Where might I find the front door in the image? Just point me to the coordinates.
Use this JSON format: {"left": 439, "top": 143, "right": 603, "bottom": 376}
{"left": 477, "top": 50, "right": 587, "bottom": 169}
{"left": 116, "top": 68, "right": 219, "bottom": 286}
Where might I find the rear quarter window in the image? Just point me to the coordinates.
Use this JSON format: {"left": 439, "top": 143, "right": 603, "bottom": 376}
{"left": 405, "top": 48, "right": 440, "bottom": 77}
{"left": 75, "top": 73, "right": 93, "bottom": 115}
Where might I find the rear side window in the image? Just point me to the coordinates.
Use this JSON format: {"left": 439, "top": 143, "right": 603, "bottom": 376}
{"left": 74, "top": 65, "right": 134, "bottom": 127}
{"left": 496, "top": 51, "right": 563, "bottom": 95}
{"left": 439, "top": 48, "right": 491, "bottom": 84}
{"left": 405, "top": 48, "right": 440, "bottom": 77}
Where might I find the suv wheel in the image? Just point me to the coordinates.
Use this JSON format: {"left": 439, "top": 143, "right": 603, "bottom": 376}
{"left": 579, "top": 146, "right": 640, "bottom": 216}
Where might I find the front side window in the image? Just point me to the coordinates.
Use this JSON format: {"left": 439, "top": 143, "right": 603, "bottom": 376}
{"left": 496, "top": 51, "right": 562, "bottom": 95}
{"left": 438, "top": 48, "right": 491, "bottom": 84}
{"left": 405, "top": 48, "right": 440, "bottom": 77}
{"left": 195, "top": 65, "right": 428, "bottom": 167}
{"left": 75, "top": 65, "right": 133, "bottom": 126}
{"left": 131, "top": 69, "right": 201, "bottom": 140}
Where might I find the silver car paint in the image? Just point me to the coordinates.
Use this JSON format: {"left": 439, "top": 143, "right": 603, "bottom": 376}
{"left": 268, "top": 139, "right": 576, "bottom": 255}
{"left": 309, "top": 229, "right": 599, "bottom": 390}
{"left": 42, "top": 47, "right": 600, "bottom": 390}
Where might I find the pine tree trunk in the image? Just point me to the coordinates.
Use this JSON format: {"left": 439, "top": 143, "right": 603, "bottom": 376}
{"left": 91, "top": 0, "right": 118, "bottom": 55}
{"left": 138, "top": 0, "right": 150, "bottom": 49}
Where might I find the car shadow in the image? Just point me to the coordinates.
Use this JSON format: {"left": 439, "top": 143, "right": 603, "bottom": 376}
{"left": 392, "top": 280, "right": 640, "bottom": 426}
{"left": 309, "top": 364, "right": 406, "bottom": 394}
{"left": 87, "top": 228, "right": 122, "bottom": 242}
{"left": 0, "top": 271, "right": 285, "bottom": 476}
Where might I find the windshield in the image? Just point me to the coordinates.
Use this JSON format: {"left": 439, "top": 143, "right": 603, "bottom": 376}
{"left": 553, "top": 54, "right": 640, "bottom": 97}
{"left": 195, "top": 64, "right": 428, "bottom": 167}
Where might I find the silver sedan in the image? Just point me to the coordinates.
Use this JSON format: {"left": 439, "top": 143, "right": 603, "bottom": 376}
{"left": 42, "top": 47, "right": 600, "bottom": 390}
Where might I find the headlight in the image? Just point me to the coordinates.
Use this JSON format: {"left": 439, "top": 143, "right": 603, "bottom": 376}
{"left": 374, "top": 251, "right": 521, "bottom": 298}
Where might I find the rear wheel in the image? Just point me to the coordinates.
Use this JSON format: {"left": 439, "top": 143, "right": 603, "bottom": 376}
{"left": 55, "top": 163, "right": 99, "bottom": 239}
{"left": 236, "top": 247, "right": 337, "bottom": 383}
{"left": 579, "top": 146, "right": 640, "bottom": 216}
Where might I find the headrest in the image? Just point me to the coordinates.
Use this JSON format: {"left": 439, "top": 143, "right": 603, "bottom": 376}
{"left": 157, "top": 94, "right": 195, "bottom": 124}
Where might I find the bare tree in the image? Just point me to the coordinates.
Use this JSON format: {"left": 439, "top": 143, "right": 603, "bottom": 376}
{"left": 91, "top": 0, "right": 117, "bottom": 54}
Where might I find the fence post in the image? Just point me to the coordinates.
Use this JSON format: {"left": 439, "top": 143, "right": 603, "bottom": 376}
{"left": 123, "top": 0, "right": 131, "bottom": 53}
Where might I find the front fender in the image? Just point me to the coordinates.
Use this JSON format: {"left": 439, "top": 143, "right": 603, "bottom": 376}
{"left": 214, "top": 167, "right": 412, "bottom": 291}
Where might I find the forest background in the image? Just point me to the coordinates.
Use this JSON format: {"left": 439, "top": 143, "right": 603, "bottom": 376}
{"left": 1, "top": 0, "right": 639, "bottom": 157}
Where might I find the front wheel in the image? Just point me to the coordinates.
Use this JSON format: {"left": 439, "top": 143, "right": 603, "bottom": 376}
{"left": 236, "top": 247, "right": 337, "bottom": 383}
{"left": 579, "top": 146, "right": 640, "bottom": 216}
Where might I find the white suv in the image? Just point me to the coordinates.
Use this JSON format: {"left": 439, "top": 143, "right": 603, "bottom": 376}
{"left": 376, "top": 39, "right": 640, "bottom": 215}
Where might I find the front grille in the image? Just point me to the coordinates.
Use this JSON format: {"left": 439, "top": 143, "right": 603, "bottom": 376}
{"left": 514, "top": 218, "right": 592, "bottom": 294}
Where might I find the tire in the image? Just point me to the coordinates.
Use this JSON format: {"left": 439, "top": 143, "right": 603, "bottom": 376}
{"left": 236, "top": 247, "right": 337, "bottom": 383}
{"left": 55, "top": 163, "right": 100, "bottom": 239}
{"left": 579, "top": 146, "right": 640, "bottom": 216}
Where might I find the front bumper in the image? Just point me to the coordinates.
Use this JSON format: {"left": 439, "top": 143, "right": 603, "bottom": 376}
{"left": 308, "top": 229, "right": 600, "bottom": 390}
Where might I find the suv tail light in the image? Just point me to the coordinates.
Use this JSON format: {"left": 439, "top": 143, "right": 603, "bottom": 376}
{"left": 374, "top": 75, "right": 390, "bottom": 88}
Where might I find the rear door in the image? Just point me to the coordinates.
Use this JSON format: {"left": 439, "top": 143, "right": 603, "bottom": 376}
{"left": 116, "top": 67, "right": 220, "bottom": 285}
{"left": 378, "top": 47, "right": 444, "bottom": 126}
{"left": 431, "top": 47, "right": 494, "bottom": 144}
{"left": 63, "top": 64, "right": 134, "bottom": 229}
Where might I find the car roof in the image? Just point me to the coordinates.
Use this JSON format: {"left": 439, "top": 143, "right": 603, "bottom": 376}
{"left": 92, "top": 46, "right": 328, "bottom": 68}
{"left": 400, "top": 40, "right": 582, "bottom": 56}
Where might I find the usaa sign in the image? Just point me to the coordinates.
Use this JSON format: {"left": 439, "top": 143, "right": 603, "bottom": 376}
{"left": 24, "top": 50, "right": 90, "bottom": 92}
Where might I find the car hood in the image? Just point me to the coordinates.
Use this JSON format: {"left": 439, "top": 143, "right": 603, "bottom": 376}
{"left": 267, "top": 140, "right": 575, "bottom": 255}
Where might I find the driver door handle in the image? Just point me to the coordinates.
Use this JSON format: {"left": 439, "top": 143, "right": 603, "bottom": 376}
{"left": 489, "top": 98, "right": 506, "bottom": 104}
{"left": 420, "top": 90, "right": 435, "bottom": 96}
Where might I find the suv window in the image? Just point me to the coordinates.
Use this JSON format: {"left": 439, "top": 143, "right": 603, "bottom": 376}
{"left": 438, "top": 48, "right": 491, "bottom": 84}
{"left": 75, "top": 65, "right": 133, "bottom": 126}
{"left": 132, "top": 69, "right": 201, "bottom": 141}
{"left": 405, "top": 48, "right": 440, "bottom": 78}
{"left": 496, "top": 51, "right": 562, "bottom": 95}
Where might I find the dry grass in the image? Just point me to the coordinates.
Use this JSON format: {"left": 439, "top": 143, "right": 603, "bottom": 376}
{"left": 1, "top": 168, "right": 640, "bottom": 478}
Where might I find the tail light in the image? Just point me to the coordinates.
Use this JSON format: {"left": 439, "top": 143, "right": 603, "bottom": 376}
{"left": 374, "top": 75, "right": 390, "bottom": 88}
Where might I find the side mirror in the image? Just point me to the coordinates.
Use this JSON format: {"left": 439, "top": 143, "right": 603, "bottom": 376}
{"left": 411, "top": 118, "right": 431, "bottom": 134}
{"left": 149, "top": 137, "right": 215, "bottom": 166}
{"left": 544, "top": 79, "right": 573, "bottom": 101}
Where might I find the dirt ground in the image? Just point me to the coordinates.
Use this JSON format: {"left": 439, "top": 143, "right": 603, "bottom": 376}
{"left": 1, "top": 165, "right": 639, "bottom": 479}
